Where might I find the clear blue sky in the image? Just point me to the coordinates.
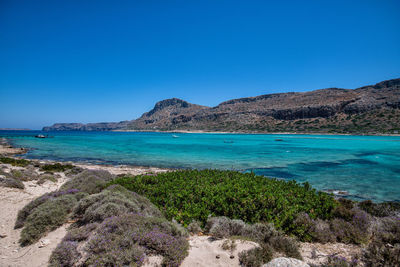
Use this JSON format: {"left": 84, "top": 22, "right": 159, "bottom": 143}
{"left": 1, "top": 0, "right": 399, "bottom": 129}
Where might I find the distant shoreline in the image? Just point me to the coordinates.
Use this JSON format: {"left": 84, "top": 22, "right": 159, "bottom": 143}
{"left": 112, "top": 129, "right": 400, "bottom": 136}
{"left": 2, "top": 128, "right": 400, "bottom": 136}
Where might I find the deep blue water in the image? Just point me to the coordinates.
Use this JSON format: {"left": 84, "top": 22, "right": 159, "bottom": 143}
{"left": 1, "top": 131, "right": 400, "bottom": 202}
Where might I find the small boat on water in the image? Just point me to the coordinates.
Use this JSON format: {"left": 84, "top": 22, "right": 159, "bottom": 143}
{"left": 172, "top": 134, "right": 179, "bottom": 138}
{"left": 35, "top": 134, "right": 53, "bottom": 138}
{"left": 275, "top": 139, "right": 283, "bottom": 141}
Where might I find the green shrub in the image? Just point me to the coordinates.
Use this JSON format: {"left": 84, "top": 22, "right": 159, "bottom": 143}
{"left": 205, "top": 216, "right": 301, "bottom": 261}
{"left": 84, "top": 214, "right": 189, "bottom": 266}
{"left": 319, "top": 255, "right": 359, "bottom": 267}
{"left": 293, "top": 207, "right": 371, "bottom": 244}
{"left": 48, "top": 223, "right": 99, "bottom": 267}
{"left": 39, "top": 163, "right": 74, "bottom": 172}
{"left": 48, "top": 241, "right": 80, "bottom": 267}
{"left": 330, "top": 218, "right": 368, "bottom": 244}
{"left": 205, "top": 216, "right": 246, "bottom": 238}
{"left": 9, "top": 168, "right": 38, "bottom": 181}
{"left": 363, "top": 216, "right": 400, "bottom": 266}
{"left": 363, "top": 242, "right": 400, "bottom": 267}
{"left": 0, "top": 157, "right": 30, "bottom": 167}
{"left": 36, "top": 174, "right": 58, "bottom": 185}
{"left": 239, "top": 244, "right": 274, "bottom": 267}
{"left": 0, "top": 176, "right": 24, "bottom": 189}
{"left": 15, "top": 189, "right": 82, "bottom": 229}
{"left": 359, "top": 200, "right": 400, "bottom": 217}
{"left": 269, "top": 235, "right": 302, "bottom": 259}
{"left": 73, "top": 184, "right": 163, "bottom": 224}
{"left": 187, "top": 220, "right": 203, "bottom": 234}
{"left": 60, "top": 169, "right": 114, "bottom": 194}
{"left": 64, "top": 223, "right": 99, "bottom": 242}
{"left": 108, "top": 170, "right": 337, "bottom": 233}
{"left": 19, "top": 194, "right": 81, "bottom": 246}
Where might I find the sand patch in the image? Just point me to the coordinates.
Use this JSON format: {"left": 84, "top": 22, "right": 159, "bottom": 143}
{"left": 0, "top": 175, "right": 68, "bottom": 267}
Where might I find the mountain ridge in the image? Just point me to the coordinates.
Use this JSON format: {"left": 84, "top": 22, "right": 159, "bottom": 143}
{"left": 43, "top": 78, "right": 400, "bottom": 134}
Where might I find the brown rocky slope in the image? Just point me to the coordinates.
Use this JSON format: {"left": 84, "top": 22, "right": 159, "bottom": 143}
{"left": 43, "top": 78, "right": 400, "bottom": 134}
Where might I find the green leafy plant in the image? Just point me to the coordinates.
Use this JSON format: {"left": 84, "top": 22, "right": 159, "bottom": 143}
{"left": 19, "top": 193, "right": 86, "bottom": 246}
{"left": 0, "top": 157, "right": 30, "bottom": 167}
{"left": 108, "top": 170, "right": 337, "bottom": 235}
{"left": 39, "top": 163, "right": 75, "bottom": 172}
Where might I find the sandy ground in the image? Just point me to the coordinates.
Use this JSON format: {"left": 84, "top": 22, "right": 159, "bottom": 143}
{"left": 0, "top": 175, "right": 69, "bottom": 267}
{"left": 181, "top": 236, "right": 258, "bottom": 267}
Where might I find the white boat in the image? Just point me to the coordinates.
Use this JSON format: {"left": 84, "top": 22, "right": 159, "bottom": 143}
{"left": 172, "top": 134, "right": 179, "bottom": 138}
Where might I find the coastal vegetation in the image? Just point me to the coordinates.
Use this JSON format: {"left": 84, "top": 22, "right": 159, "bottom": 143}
{"left": 39, "top": 163, "right": 75, "bottom": 172}
{"left": 108, "top": 170, "right": 400, "bottom": 266}
{"left": 108, "top": 170, "right": 337, "bottom": 233}
{"left": 0, "top": 176, "right": 24, "bottom": 189}
{"left": 4, "top": 160, "right": 399, "bottom": 266}
{"left": 205, "top": 216, "right": 302, "bottom": 265}
{"left": 0, "top": 156, "right": 30, "bottom": 167}
{"left": 59, "top": 169, "right": 114, "bottom": 194}
{"left": 19, "top": 191, "right": 87, "bottom": 246}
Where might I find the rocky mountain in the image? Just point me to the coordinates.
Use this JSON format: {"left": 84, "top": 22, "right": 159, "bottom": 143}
{"left": 43, "top": 78, "right": 400, "bottom": 134}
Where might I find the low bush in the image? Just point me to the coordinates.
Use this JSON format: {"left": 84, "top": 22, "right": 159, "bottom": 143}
{"left": 60, "top": 169, "right": 114, "bottom": 194}
{"left": 9, "top": 167, "right": 38, "bottom": 181}
{"left": 0, "top": 176, "right": 24, "bottom": 189}
{"left": 269, "top": 235, "right": 302, "bottom": 259}
{"left": 19, "top": 194, "right": 83, "bottom": 246}
{"left": 363, "top": 216, "right": 400, "bottom": 266}
{"left": 64, "top": 223, "right": 99, "bottom": 242}
{"left": 0, "top": 157, "right": 30, "bottom": 167}
{"left": 48, "top": 241, "right": 80, "bottom": 267}
{"left": 221, "top": 239, "right": 237, "bottom": 251}
{"left": 48, "top": 223, "right": 99, "bottom": 267}
{"left": 359, "top": 200, "right": 400, "bottom": 217}
{"left": 206, "top": 216, "right": 301, "bottom": 264}
{"left": 187, "top": 220, "right": 203, "bottom": 234}
{"left": 239, "top": 244, "right": 274, "bottom": 267}
{"left": 293, "top": 207, "right": 371, "bottom": 244}
{"left": 39, "top": 163, "right": 75, "bottom": 172}
{"left": 15, "top": 189, "right": 81, "bottom": 229}
{"left": 206, "top": 216, "right": 247, "bottom": 238}
{"left": 318, "top": 255, "right": 359, "bottom": 267}
{"left": 62, "top": 213, "right": 189, "bottom": 267}
{"left": 108, "top": 170, "right": 337, "bottom": 233}
{"left": 363, "top": 242, "right": 400, "bottom": 267}
{"left": 36, "top": 174, "right": 58, "bottom": 185}
{"left": 73, "top": 184, "right": 163, "bottom": 224}
{"left": 86, "top": 214, "right": 189, "bottom": 266}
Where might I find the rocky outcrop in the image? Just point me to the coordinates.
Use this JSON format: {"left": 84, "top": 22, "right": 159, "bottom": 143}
{"left": 263, "top": 257, "right": 310, "bottom": 267}
{"left": 127, "top": 78, "right": 400, "bottom": 133}
{"left": 42, "top": 78, "right": 400, "bottom": 134}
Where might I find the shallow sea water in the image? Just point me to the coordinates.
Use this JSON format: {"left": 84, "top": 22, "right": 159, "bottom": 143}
{"left": 2, "top": 131, "right": 400, "bottom": 202}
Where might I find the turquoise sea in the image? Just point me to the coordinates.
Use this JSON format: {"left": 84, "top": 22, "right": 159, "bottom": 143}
{"left": 1, "top": 131, "right": 400, "bottom": 202}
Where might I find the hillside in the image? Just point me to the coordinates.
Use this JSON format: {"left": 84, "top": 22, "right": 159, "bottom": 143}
{"left": 43, "top": 78, "right": 400, "bottom": 134}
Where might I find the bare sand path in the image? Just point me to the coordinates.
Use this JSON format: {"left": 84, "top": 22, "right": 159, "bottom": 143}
{"left": 0, "top": 176, "right": 68, "bottom": 267}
